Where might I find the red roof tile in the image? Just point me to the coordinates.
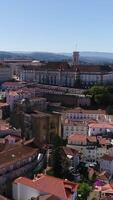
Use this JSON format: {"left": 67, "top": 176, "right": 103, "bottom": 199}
{"left": 101, "top": 154, "right": 113, "bottom": 161}
{"left": 14, "top": 175, "right": 78, "bottom": 200}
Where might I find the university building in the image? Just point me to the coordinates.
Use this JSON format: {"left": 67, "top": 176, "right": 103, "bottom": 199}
{"left": 20, "top": 51, "right": 113, "bottom": 87}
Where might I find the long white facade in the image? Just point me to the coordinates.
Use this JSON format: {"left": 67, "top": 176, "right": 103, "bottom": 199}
{"left": 20, "top": 64, "right": 113, "bottom": 86}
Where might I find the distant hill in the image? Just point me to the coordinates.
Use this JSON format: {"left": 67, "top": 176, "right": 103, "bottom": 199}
{"left": 0, "top": 51, "right": 71, "bottom": 61}
{"left": 0, "top": 51, "right": 113, "bottom": 64}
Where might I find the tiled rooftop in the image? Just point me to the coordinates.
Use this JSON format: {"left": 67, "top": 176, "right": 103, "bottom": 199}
{"left": 14, "top": 174, "right": 78, "bottom": 200}
{"left": 64, "top": 107, "right": 106, "bottom": 114}
{"left": 0, "top": 144, "right": 38, "bottom": 169}
{"left": 101, "top": 154, "right": 113, "bottom": 161}
{"left": 89, "top": 123, "right": 113, "bottom": 129}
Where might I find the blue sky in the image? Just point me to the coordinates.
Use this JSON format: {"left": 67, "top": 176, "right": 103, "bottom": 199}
{"left": 0, "top": 0, "right": 113, "bottom": 52}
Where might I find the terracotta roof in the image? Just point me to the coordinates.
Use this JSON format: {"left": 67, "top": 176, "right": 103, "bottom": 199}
{"left": 65, "top": 108, "right": 106, "bottom": 114}
{"left": 68, "top": 133, "right": 111, "bottom": 147}
{"left": 97, "top": 171, "right": 110, "bottom": 181}
{"left": 89, "top": 123, "right": 113, "bottom": 129}
{"left": 87, "top": 136, "right": 97, "bottom": 143}
{"left": 68, "top": 134, "right": 87, "bottom": 143}
{"left": 101, "top": 183, "right": 113, "bottom": 193}
{"left": 2, "top": 82, "right": 24, "bottom": 87}
{"left": 14, "top": 175, "right": 78, "bottom": 200}
{"left": 22, "top": 61, "right": 70, "bottom": 71}
{"left": 78, "top": 64, "right": 112, "bottom": 73}
{"left": 68, "top": 134, "right": 97, "bottom": 143}
{"left": 64, "top": 120, "right": 89, "bottom": 126}
{"left": 101, "top": 154, "right": 113, "bottom": 161}
{"left": 0, "top": 144, "right": 38, "bottom": 169}
{"left": 99, "top": 138, "right": 110, "bottom": 146}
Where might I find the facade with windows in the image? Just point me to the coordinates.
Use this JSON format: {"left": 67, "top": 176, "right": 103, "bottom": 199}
{"left": 67, "top": 134, "right": 113, "bottom": 162}
{"left": 88, "top": 123, "right": 113, "bottom": 136}
{"left": 0, "top": 144, "right": 38, "bottom": 195}
{"left": 20, "top": 61, "right": 113, "bottom": 86}
{"left": 63, "top": 121, "right": 88, "bottom": 139}
{"left": 62, "top": 108, "right": 106, "bottom": 122}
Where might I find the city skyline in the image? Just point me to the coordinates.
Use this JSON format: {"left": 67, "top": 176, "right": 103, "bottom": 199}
{"left": 0, "top": 0, "right": 113, "bottom": 53}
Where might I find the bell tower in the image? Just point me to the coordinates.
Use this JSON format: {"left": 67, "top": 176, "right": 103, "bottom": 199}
{"left": 73, "top": 51, "right": 79, "bottom": 66}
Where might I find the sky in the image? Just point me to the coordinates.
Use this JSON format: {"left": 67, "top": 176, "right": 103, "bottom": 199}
{"left": 0, "top": 0, "right": 113, "bottom": 53}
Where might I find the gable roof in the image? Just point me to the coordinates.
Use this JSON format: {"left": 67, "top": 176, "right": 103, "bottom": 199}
{"left": 14, "top": 175, "right": 78, "bottom": 200}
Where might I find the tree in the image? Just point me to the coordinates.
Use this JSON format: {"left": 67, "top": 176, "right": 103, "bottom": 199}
{"left": 106, "top": 105, "right": 113, "bottom": 115}
{"left": 78, "top": 183, "right": 91, "bottom": 200}
{"left": 85, "top": 85, "right": 113, "bottom": 107}
{"left": 52, "top": 135, "right": 67, "bottom": 147}
{"left": 52, "top": 146, "right": 63, "bottom": 178}
{"left": 94, "top": 93, "right": 112, "bottom": 106}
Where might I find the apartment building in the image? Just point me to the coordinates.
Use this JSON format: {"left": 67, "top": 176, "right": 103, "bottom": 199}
{"left": 63, "top": 120, "right": 88, "bottom": 139}
{"left": 62, "top": 108, "right": 106, "bottom": 122}
{"left": 100, "top": 154, "right": 113, "bottom": 175}
{"left": 68, "top": 134, "right": 113, "bottom": 162}
{"left": 0, "top": 144, "right": 38, "bottom": 195}
{"left": 88, "top": 123, "right": 113, "bottom": 136}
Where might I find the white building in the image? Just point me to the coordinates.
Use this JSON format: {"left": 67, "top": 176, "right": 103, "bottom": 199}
{"left": 19, "top": 58, "right": 113, "bottom": 86}
{"left": 63, "top": 120, "right": 88, "bottom": 139}
{"left": 100, "top": 154, "right": 113, "bottom": 175}
{"left": 13, "top": 174, "right": 78, "bottom": 200}
{"left": 88, "top": 123, "right": 113, "bottom": 136}
{"left": 63, "top": 108, "right": 106, "bottom": 122}
{"left": 68, "top": 134, "right": 113, "bottom": 163}
{"left": 80, "top": 72, "right": 102, "bottom": 85}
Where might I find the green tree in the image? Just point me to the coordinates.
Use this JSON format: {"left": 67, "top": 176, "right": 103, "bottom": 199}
{"left": 95, "top": 93, "right": 112, "bottom": 106}
{"left": 106, "top": 105, "right": 113, "bottom": 115}
{"left": 52, "top": 135, "right": 67, "bottom": 147}
{"left": 52, "top": 146, "right": 63, "bottom": 178}
{"left": 85, "top": 85, "right": 113, "bottom": 107}
{"left": 78, "top": 182, "right": 91, "bottom": 200}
